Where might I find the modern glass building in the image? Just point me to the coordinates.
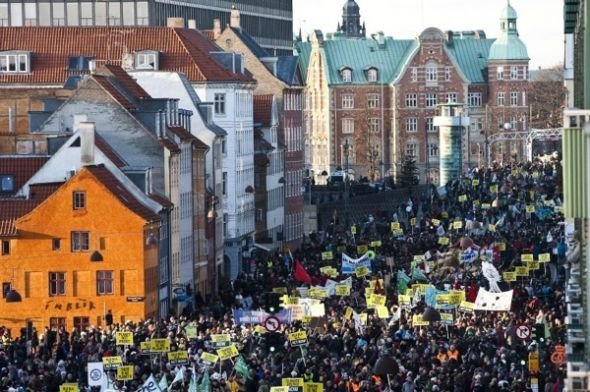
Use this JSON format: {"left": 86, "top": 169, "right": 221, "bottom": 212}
{"left": 0, "top": 0, "right": 293, "bottom": 55}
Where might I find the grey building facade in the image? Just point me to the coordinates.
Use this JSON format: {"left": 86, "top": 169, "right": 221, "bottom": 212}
{"left": 0, "top": 0, "right": 293, "bottom": 55}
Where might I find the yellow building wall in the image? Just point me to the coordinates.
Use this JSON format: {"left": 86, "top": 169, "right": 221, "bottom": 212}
{"left": 0, "top": 168, "right": 159, "bottom": 334}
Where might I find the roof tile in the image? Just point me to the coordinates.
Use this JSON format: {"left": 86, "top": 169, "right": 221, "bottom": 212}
{"left": 253, "top": 95, "right": 274, "bottom": 127}
{"left": 0, "top": 156, "right": 49, "bottom": 195}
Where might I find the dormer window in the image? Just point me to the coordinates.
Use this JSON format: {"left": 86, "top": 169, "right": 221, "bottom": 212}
{"left": 367, "top": 68, "right": 378, "bottom": 83}
{"left": 0, "top": 51, "right": 30, "bottom": 73}
{"left": 340, "top": 68, "right": 352, "bottom": 83}
{"left": 135, "top": 50, "right": 159, "bottom": 70}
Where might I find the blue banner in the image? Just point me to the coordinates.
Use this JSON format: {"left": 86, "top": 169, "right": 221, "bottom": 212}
{"left": 232, "top": 309, "right": 292, "bottom": 325}
{"left": 341, "top": 254, "right": 372, "bottom": 274}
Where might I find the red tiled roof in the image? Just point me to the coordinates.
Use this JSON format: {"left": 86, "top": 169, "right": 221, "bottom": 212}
{"left": 94, "top": 133, "right": 127, "bottom": 168}
{"left": 86, "top": 165, "right": 160, "bottom": 222}
{"left": 93, "top": 75, "right": 136, "bottom": 110}
{"left": 0, "top": 156, "right": 49, "bottom": 195}
{"left": 253, "top": 95, "right": 274, "bottom": 128}
{"left": 148, "top": 193, "right": 174, "bottom": 209}
{"left": 0, "top": 27, "right": 253, "bottom": 85}
{"left": 28, "top": 182, "right": 63, "bottom": 200}
{"left": 103, "top": 64, "right": 150, "bottom": 100}
{"left": 0, "top": 199, "right": 40, "bottom": 237}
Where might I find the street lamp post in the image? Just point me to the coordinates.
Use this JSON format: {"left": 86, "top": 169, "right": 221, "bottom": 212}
{"left": 343, "top": 138, "right": 351, "bottom": 229}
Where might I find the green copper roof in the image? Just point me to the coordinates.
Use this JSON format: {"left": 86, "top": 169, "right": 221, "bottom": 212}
{"left": 488, "top": 34, "right": 529, "bottom": 61}
{"left": 295, "top": 40, "right": 311, "bottom": 84}
{"left": 501, "top": 2, "right": 518, "bottom": 19}
{"left": 446, "top": 38, "right": 494, "bottom": 83}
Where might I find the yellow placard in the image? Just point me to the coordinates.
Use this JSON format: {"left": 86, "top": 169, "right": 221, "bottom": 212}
{"left": 438, "top": 237, "right": 450, "bottom": 245}
{"left": 473, "top": 199, "right": 480, "bottom": 206}
{"left": 459, "top": 301, "right": 476, "bottom": 312}
{"left": 488, "top": 224, "right": 496, "bottom": 232}
{"left": 391, "top": 222, "right": 400, "bottom": 231}
{"left": 150, "top": 338, "right": 171, "bottom": 353}
{"left": 216, "top": 344, "right": 239, "bottom": 360}
{"left": 320, "top": 266, "right": 338, "bottom": 277}
{"left": 503, "top": 272, "right": 517, "bottom": 282}
{"left": 526, "top": 205, "right": 536, "bottom": 213}
{"left": 412, "top": 315, "right": 429, "bottom": 326}
{"left": 281, "top": 296, "right": 299, "bottom": 305}
{"left": 398, "top": 294, "right": 412, "bottom": 307}
{"left": 321, "top": 251, "right": 333, "bottom": 261}
{"left": 496, "top": 242, "right": 506, "bottom": 251}
{"left": 167, "top": 351, "right": 189, "bottom": 365}
{"left": 116, "top": 365, "right": 134, "bottom": 381}
{"left": 472, "top": 179, "right": 480, "bottom": 186}
{"left": 310, "top": 288, "right": 328, "bottom": 299}
{"left": 453, "top": 221, "right": 463, "bottom": 229}
{"left": 357, "top": 245, "right": 368, "bottom": 255}
{"left": 271, "top": 387, "right": 290, "bottom": 392}
{"left": 301, "top": 316, "right": 312, "bottom": 327}
{"left": 140, "top": 341, "right": 151, "bottom": 352}
{"left": 458, "top": 195, "right": 467, "bottom": 202}
{"left": 410, "top": 217, "right": 417, "bottom": 227}
{"left": 368, "top": 279, "right": 384, "bottom": 289}
{"left": 435, "top": 294, "right": 451, "bottom": 306}
{"left": 115, "top": 331, "right": 133, "bottom": 346}
{"left": 527, "top": 261, "right": 540, "bottom": 270}
{"left": 288, "top": 331, "right": 308, "bottom": 346}
{"left": 393, "top": 229, "right": 404, "bottom": 236}
{"left": 273, "top": 287, "right": 288, "bottom": 294}
{"left": 481, "top": 203, "right": 491, "bottom": 209}
{"left": 490, "top": 185, "right": 498, "bottom": 193}
{"left": 355, "top": 266, "right": 370, "bottom": 278}
{"left": 359, "top": 313, "right": 367, "bottom": 325}
{"left": 539, "top": 253, "right": 551, "bottom": 263}
{"left": 375, "top": 305, "right": 390, "bottom": 319}
{"left": 254, "top": 325, "right": 267, "bottom": 335}
{"left": 440, "top": 313, "right": 454, "bottom": 325}
{"left": 370, "top": 240, "right": 382, "bottom": 248}
{"left": 60, "top": 384, "right": 79, "bottom": 392}
{"left": 529, "top": 351, "right": 540, "bottom": 373}
{"left": 431, "top": 219, "right": 441, "bottom": 226}
{"left": 102, "top": 356, "right": 123, "bottom": 368}
{"left": 211, "top": 334, "right": 231, "bottom": 347}
{"left": 515, "top": 266, "right": 529, "bottom": 276}
{"left": 448, "top": 290, "right": 465, "bottom": 304}
{"left": 344, "top": 306, "right": 354, "bottom": 320}
{"left": 351, "top": 226, "right": 357, "bottom": 235}
{"left": 371, "top": 294, "right": 386, "bottom": 307}
{"left": 521, "top": 254, "right": 534, "bottom": 262}
{"left": 335, "top": 285, "right": 350, "bottom": 296}
{"left": 200, "top": 352, "right": 219, "bottom": 365}
{"left": 304, "top": 383, "right": 324, "bottom": 392}
{"left": 282, "top": 378, "right": 305, "bottom": 388}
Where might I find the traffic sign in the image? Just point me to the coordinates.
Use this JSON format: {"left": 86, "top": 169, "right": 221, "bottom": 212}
{"left": 516, "top": 325, "right": 531, "bottom": 340}
{"left": 264, "top": 316, "right": 281, "bottom": 332}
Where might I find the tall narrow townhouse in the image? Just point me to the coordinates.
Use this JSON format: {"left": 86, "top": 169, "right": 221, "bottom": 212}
{"left": 212, "top": 7, "right": 305, "bottom": 250}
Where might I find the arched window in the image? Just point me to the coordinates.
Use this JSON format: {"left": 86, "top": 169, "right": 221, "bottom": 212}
{"left": 367, "top": 68, "right": 378, "bottom": 82}
{"left": 341, "top": 68, "right": 352, "bottom": 82}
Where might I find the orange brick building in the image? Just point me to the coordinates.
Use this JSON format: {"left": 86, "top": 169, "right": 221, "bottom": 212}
{"left": 0, "top": 165, "right": 161, "bottom": 333}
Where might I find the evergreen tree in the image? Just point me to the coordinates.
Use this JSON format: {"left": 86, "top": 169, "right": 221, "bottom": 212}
{"left": 398, "top": 156, "right": 419, "bottom": 187}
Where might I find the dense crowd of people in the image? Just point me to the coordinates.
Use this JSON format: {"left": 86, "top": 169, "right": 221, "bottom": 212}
{"left": 0, "top": 159, "right": 569, "bottom": 392}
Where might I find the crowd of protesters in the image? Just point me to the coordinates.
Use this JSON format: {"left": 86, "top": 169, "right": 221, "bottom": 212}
{"left": 0, "top": 158, "right": 569, "bottom": 392}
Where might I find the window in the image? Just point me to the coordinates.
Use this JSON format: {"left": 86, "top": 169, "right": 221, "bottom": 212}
{"left": 73, "top": 191, "right": 86, "bottom": 210}
{"left": 97, "top": 271, "right": 114, "bottom": 295}
{"left": 214, "top": 93, "right": 226, "bottom": 115}
{"left": 1, "top": 240, "right": 9, "bottom": 255}
{"left": 367, "top": 68, "right": 378, "bottom": 82}
{"left": 368, "top": 118, "right": 381, "bottom": 133}
{"left": 342, "top": 118, "right": 354, "bottom": 134}
{"left": 71, "top": 231, "right": 89, "bottom": 252}
{"left": 445, "top": 93, "right": 457, "bottom": 103}
{"left": 222, "top": 172, "right": 227, "bottom": 195}
{"left": 410, "top": 67, "right": 418, "bottom": 82}
{"left": 444, "top": 67, "right": 451, "bottom": 81}
{"left": 49, "top": 272, "right": 66, "bottom": 296}
{"left": 496, "top": 66, "right": 504, "bottom": 80}
{"left": 511, "top": 66, "right": 518, "bottom": 80}
{"left": 341, "top": 68, "right": 352, "bottom": 82}
{"left": 0, "top": 53, "right": 29, "bottom": 73}
{"left": 367, "top": 94, "right": 380, "bottom": 108}
{"left": 73, "top": 317, "right": 90, "bottom": 330}
{"left": 24, "top": 3, "right": 36, "bottom": 26}
{"left": 0, "top": 175, "right": 14, "bottom": 192}
{"left": 425, "top": 64, "right": 437, "bottom": 83}
{"left": 342, "top": 94, "right": 354, "bottom": 109}
{"left": 50, "top": 317, "right": 66, "bottom": 331}
{"left": 425, "top": 93, "right": 437, "bottom": 108}
{"left": 136, "top": 52, "right": 158, "bottom": 70}
{"left": 405, "top": 118, "right": 418, "bottom": 133}
{"left": 426, "top": 117, "right": 436, "bottom": 132}
{"left": 468, "top": 92, "right": 482, "bottom": 107}
{"left": 405, "top": 93, "right": 417, "bottom": 108}
{"left": 52, "top": 238, "right": 61, "bottom": 251}
{"left": 2, "top": 282, "right": 10, "bottom": 298}
{"left": 429, "top": 143, "right": 439, "bottom": 157}
{"left": 497, "top": 92, "right": 505, "bottom": 106}
{"left": 52, "top": 2, "right": 65, "bottom": 25}
{"left": 406, "top": 143, "right": 417, "bottom": 157}
{"left": 510, "top": 91, "right": 518, "bottom": 106}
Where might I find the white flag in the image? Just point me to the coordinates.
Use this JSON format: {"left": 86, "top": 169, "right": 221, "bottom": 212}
{"left": 475, "top": 288, "right": 513, "bottom": 312}
{"left": 88, "top": 362, "right": 105, "bottom": 387}
{"left": 136, "top": 375, "right": 162, "bottom": 392}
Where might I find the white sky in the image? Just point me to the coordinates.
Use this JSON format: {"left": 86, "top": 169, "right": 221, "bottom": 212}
{"left": 293, "top": 0, "right": 563, "bottom": 70}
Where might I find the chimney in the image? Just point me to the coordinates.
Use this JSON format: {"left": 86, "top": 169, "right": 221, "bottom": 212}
{"left": 167, "top": 17, "right": 185, "bottom": 28}
{"left": 73, "top": 114, "right": 89, "bottom": 132}
{"left": 78, "top": 122, "right": 95, "bottom": 166}
{"left": 213, "top": 19, "right": 221, "bottom": 39}
{"left": 230, "top": 6, "right": 240, "bottom": 29}
{"left": 188, "top": 19, "right": 196, "bottom": 29}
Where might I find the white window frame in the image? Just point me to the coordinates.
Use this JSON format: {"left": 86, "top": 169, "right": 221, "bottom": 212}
{"left": 444, "top": 67, "right": 451, "bottom": 81}
{"left": 368, "top": 118, "right": 381, "bottom": 133}
{"left": 445, "top": 92, "right": 457, "bottom": 103}
{"left": 341, "top": 68, "right": 352, "bottom": 83}
{"left": 342, "top": 118, "right": 354, "bottom": 134}
{"left": 342, "top": 94, "right": 354, "bottom": 109}
{"left": 405, "top": 93, "right": 417, "bottom": 108}
{"left": 0, "top": 52, "right": 29, "bottom": 73}
{"left": 367, "top": 68, "right": 378, "bottom": 82}
{"left": 214, "top": 93, "right": 226, "bottom": 115}
{"left": 510, "top": 91, "right": 518, "bottom": 106}
{"left": 426, "top": 117, "right": 436, "bottom": 133}
{"left": 429, "top": 143, "right": 439, "bottom": 158}
{"left": 405, "top": 118, "right": 418, "bottom": 133}
{"left": 468, "top": 92, "right": 482, "bottom": 107}
{"left": 367, "top": 94, "right": 380, "bottom": 108}
{"left": 136, "top": 51, "right": 158, "bottom": 70}
{"left": 405, "top": 142, "right": 417, "bottom": 158}
{"left": 510, "top": 65, "right": 518, "bottom": 80}
{"left": 497, "top": 92, "right": 505, "bottom": 106}
{"left": 497, "top": 66, "right": 504, "bottom": 80}
{"left": 425, "top": 93, "right": 437, "bottom": 108}
{"left": 410, "top": 67, "right": 418, "bottom": 82}
{"left": 425, "top": 63, "right": 437, "bottom": 83}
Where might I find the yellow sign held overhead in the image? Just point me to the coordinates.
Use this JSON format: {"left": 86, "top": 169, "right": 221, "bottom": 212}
{"left": 453, "top": 221, "right": 463, "bottom": 229}
{"left": 438, "top": 237, "right": 450, "bottom": 245}
{"left": 355, "top": 266, "right": 370, "bottom": 278}
{"left": 271, "top": 387, "right": 290, "bottom": 392}
{"left": 282, "top": 378, "right": 305, "bottom": 392}
{"left": 356, "top": 245, "right": 368, "bottom": 255}
{"left": 351, "top": 226, "right": 357, "bottom": 235}
{"left": 102, "top": 356, "right": 123, "bottom": 369}
{"left": 391, "top": 222, "right": 400, "bottom": 231}
{"left": 200, "top": 352, "right": 219, "bottom": 365}
{"left": 458, "top": 195, "right": 467, "bottom": 202}
{"left": 431, "top": 219, "right": 441, "bottom": 226}
{"left": 335, "top": 285, "right": 350, "bottom": 296}
{"left": 520, "top": 254, "right": 534, "bottom": 262}
{"left": 370, "top": 240, "right": 382, "bottom": 248}
{"left": 412, "top": 315, "right": 429, "bottom": 326}
{"left": 288, "top": 331, "right": 308, "bottom": 347}
{"left": 60, "top": 384, "right": 79, "bottom": 392}
{"left": 515, "top": 266, "right": 529, "bottom": 276}
{"left": 472, "top": 179, "right": 480, "bottom": 186}
{"left": 167, "top": 351, "right": 189, "bottom": 365}
{"left": 344, "top": 306, "right": 354, "bottom": 320}
{"left": 150, "top": 339, "right": 171, "bottom": 353}
{"left": 458, "top": 301, "right": 476, "bottom": 312}
{"left": 503, "top": 272, "right": 517, "bottom": 282}
{"left": 216, "top": 344, "right": 239, "bottom": 360}
{"left": 116, "top": 365, "right": 134, "bottom": 381}
{"left": 304, "top": 383, "right": 323, "bottom": 392}
{"left": 321, "top": 251, "right": 333, "bottom": 261}
{"left": 527, "top": 261, "right": 540, "bottom": 270}
{"left": 272, "top": 287, "right": 288, "bottom": 294}
{"left": 529, "top": 351, "right": 540, "bottom": 373}
{"left": 211, "top": 334, "right": 231, "bottom": 348}
{"left": 539, "top": 253, "right": 551, "bottom": 263}
{"left": 115, "top": 331, "right": 133, "bottom": 346}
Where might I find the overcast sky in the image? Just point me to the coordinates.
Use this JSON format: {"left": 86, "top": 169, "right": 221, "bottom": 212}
{"left": 293, "top": 0, "right": 563, "bottom": 70}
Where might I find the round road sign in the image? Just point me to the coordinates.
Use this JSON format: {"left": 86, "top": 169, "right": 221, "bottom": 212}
{"left": 264, "top": 316, "right": 281, "bottom": 332}
{"left": 516, "top": 325, "right": 531, "bottom": 340}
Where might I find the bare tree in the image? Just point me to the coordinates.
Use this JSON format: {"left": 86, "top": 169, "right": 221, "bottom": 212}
{"left": 529, "top": 64, "right": 567, "bottom": 128}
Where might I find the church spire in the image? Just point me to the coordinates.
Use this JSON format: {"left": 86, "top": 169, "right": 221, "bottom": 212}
{"left": 338, "top": 0, "right": 365, "bottom": 38}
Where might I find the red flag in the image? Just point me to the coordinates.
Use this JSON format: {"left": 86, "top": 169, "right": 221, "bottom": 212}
{"left": 374, "top": 279, "right": 383, "bottom": 295}
{"left": 294, "top": 260, "right": 312, "bottom": 284}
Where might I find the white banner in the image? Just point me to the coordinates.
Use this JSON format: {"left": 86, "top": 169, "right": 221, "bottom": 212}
{"left": 87, "top": 362, "right": 105, "bottom": 387}
{"left": 341, "top": 253, "right": 371, "bottom": 274}
{"left": 475, "top": 288, "right": 513, "bottom": 312}
{"left": 136, "top": 374, "right": 162, "bottom": 392}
